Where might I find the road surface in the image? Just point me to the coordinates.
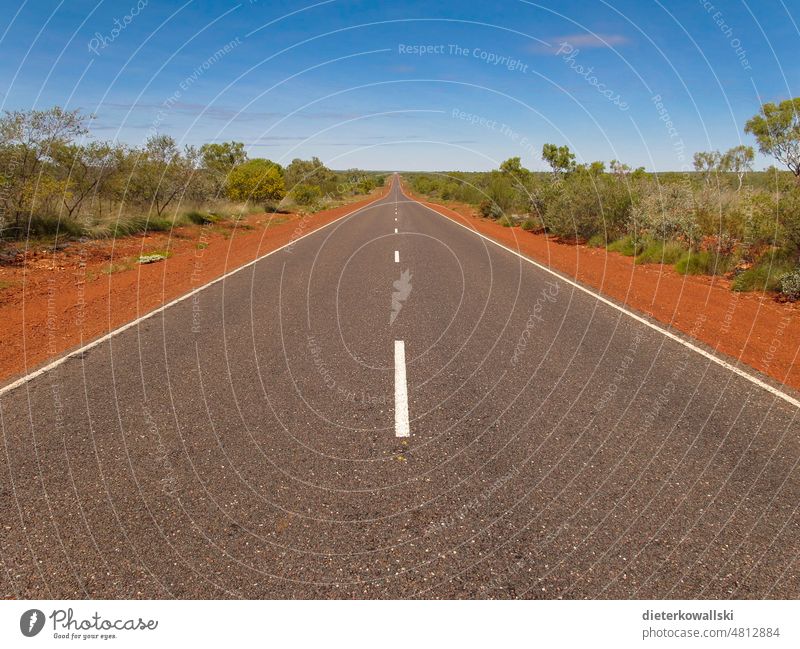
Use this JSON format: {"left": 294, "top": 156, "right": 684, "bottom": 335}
{"left": 1, "top": 176, "right": 798, "bottom": 599}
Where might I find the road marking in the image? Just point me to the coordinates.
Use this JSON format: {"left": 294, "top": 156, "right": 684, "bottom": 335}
{"left": 394, "top": 340, "right": 410, "bottom": 437}
{"left": 394, "top": 250, "right": 399, "bottom": 263}
{"left": 0, "top": 189, "right": 392, "bottom": 398}
{"left": 410, "top": 194, "right": 800, "bottom": 410}
{"left": 394, "top": 228, "right": 398, "bottom": 233}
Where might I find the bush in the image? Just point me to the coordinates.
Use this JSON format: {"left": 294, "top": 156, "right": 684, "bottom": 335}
{"left": 777, "top": 188, "right": 800, "bottom": 253}
{"left": 630, "top": 182, "right": 700, "bottom": 246}
{"left": 185, "top": 210, "right": 221, "bottom": 225}
{"left": 587, "top": 233, "right": 606, "bottom": 247}
{"left": 636, "top": 240, "right": 687, "bottom": 265}
{"left": 607, "top": 236, "right": 643, "bottom": 257}
{"left": 497, "top": 215, "right": 515, "bottom": 227}
{"left": 544, "top": 176, "right": 601, "bottom": 240}
{"left": 292, "top": 184, "right": 321, "bottom": 206}
{"left": 674, "top": 250, "right": 733, "bottom": 275}
{"left": 25, "top": 214, "right": 84, "bottom": 238}
{"left": 779, "top": 268, "right": 800, "bottom": 300}
{"left": 478, "top": 200, "right": 503, "bottom": 219}
{"left": 227, "top": 159, "right": 285, "bottom": 203}
{"left": 144, "top": 217, "right": 172, "bottom": 232}
{"left": 675, "top": 250, "right": 714, "bottom": 275}
{"left": 486, "top": 172, "right": 517, "bottom": 212}
{"left": 732, "top": 254, "right": 795, "bottom": 291}
{"left": 543, "top": 173, "right": 631, "bottom": 241}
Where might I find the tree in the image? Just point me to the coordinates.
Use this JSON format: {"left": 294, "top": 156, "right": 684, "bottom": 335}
{"left": 588, "top": 161, "right": 606, "bottom": 176}
{"left": 499, "top": 156, "right": 527, "bottom": 178}
{"left": 693, "top": 150, "right": 721, "bottom": 185}
{"left": 575, "top": 161, "right": 606, "bottom": 176}
{"left": 745, "top": 98, "right": 800, "bottom": 180}
{"left": 541, "top": 144, "right": 575, "bottom": 178}
{"left": 52, "top": 141, "right": 116, "bottom": 218}
{"left": 131, "top": 135, "right": 194, "bottom": 217}
{"left": 610, "top": 159, "right": 631, "bottom": 178}
{"left": 200, "top": 141, "right": 247, "bottom": 196}
{"left": 0, "top": 106, "right": 89, "bottom": 234}
{"left": 284, "top": 157, "right": 337, "bottom": 194}
{"left": 720, "top": 145, "right": 754, "bottom": 191}
{"left": 226, "top": 158, "right": 285, "bottom": 203}
{"left": 200, "top": 141, "right": 247, "bottom": 175}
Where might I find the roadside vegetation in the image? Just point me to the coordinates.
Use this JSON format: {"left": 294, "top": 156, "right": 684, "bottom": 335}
{"left": 406, "top": 98, "right": 800, "bottom": 301}
{"left": 0, "top": 106, "right": 385, "bottom": 249}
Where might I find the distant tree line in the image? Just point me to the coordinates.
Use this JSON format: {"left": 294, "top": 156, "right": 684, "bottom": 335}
{"left": 0, "top": 106, "right": 385, "bottom": 240}
{"left": 407, "top": 98, "right": 800, "bottom": 300}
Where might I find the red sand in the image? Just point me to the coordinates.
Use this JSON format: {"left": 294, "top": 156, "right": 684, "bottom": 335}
{"left": 0, "top": 186, "right": 388, "bottom": 385}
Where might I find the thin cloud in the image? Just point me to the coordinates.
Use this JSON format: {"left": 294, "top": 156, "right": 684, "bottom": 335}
{"left": 533, "top": 33, "right": 629, "bottom": 53}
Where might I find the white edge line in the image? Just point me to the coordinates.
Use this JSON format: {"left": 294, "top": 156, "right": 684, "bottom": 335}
{"left": 394, "top": 339, "right": 410, "bottom": 437}
{"left": 0, "top": 190, "right": 389, "bottom": 398}
{"left": 410, "top": 194, "right": 800, "bottom": 410}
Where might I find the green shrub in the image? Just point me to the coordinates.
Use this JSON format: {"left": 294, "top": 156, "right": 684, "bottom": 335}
{"left": 541, "top": 173, "right": 632, "bottom": 241}
{"left": 676, "top": 251, "right": 711, "bottom": 275}
{"left": 478, "top": 200, "right": 503, "bottom": 219}
{"left": 544, "top": 177, "right": 600, "bottom": 240}
{"left": 292, "top": 184, "right": 321, "bottom": 206}
{"left": 185, "top": 210, "right": 221, "bottom": 225}
{"left": 587, "top": 233, "right": 607, "bottom": 248}
{"left": 520, "top": 219, "right": 537, "bottom": 231}
{"left": 497, "top": 215, "right": 515, "bottom": 227}
{"left": 636, "top": 240, "right": 687, "bottom": 265}
{"left": 108, "top": 217, "right": 146, "bottom": 237}
{"left": 630, "top": 182, "right": 700, "bottom": 246}
{"left": 486, "top": 171, "right": 517, "bottom": 212}
{"left": 148, "top": 217, "right": 173, "bottom": 232}
{"left": 777, "top": 188, "right": 800, "bottom": 252}
{"left": 26, "top": 214, "right": 84, "bottom": 238}
{"left": 733, "top": 256, "right": 796, "bottom": 292}
{"left": 607, "top": 236, "right": 642, "bottom": 256}
{"left": 227, "top": 158, "right": 285, "bottom": 203}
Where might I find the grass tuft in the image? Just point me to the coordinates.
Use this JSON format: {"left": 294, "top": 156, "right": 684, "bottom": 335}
{"left": 732, "top": 258, "right": 795, "bottom": 292}
{"left": 636, "top": 240, "right": 686, "bottom": 265}
{"left": 607, "top": 236, "right": 643, "bottom": 257}
{"left": 497, "top": 215, "right": 515, "bottom": 227}
{"left": 675, "top": 250, "right": 734, "bottom": 275}
{"left": 185, "top": 210, "right": 222, "bottom": 225}
{"left": 587, "top": 234, "right": 607, "bottom": 248}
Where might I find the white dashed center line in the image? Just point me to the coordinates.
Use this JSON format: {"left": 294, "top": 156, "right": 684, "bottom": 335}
{"left": 394, "top": 340, "right": 410, "bottom": 438}
{"left": 394, "top": 250, "right": 399, "bottom": 263}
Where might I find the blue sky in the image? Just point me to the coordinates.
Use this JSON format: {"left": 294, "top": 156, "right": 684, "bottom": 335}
{"left": 1, "top": 0, "right": 797, "bottom": 171}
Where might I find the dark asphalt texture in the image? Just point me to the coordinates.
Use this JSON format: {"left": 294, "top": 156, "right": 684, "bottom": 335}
{"left": 1, "top": 176, "right": 799, "bottom": 599}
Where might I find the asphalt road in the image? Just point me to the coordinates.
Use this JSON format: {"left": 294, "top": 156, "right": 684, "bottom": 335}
{"left": 1, "top": 175, "right": 799, "bottom": 599}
